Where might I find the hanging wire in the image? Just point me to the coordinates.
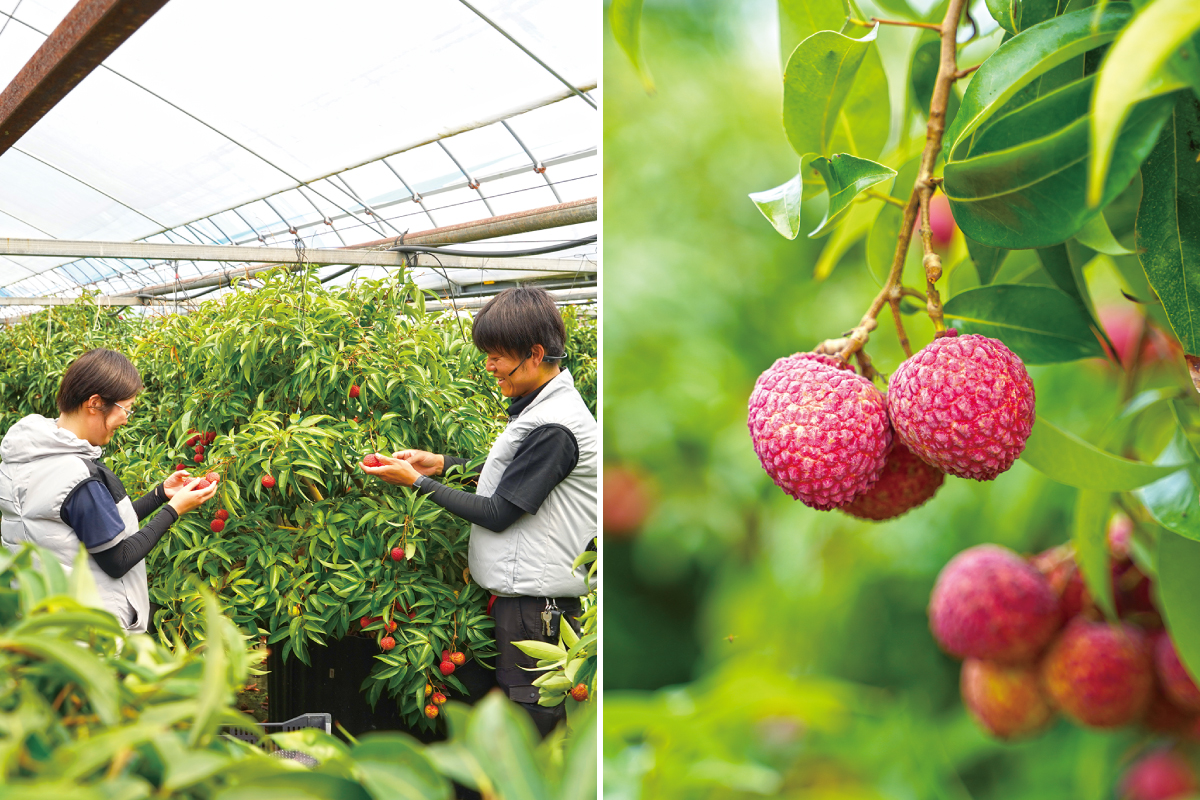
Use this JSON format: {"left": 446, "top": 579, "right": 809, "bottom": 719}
{"left": 294, "top": 236, "right": 308, "bottom": 416}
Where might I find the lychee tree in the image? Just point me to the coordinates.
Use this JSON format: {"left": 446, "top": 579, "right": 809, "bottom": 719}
{"left": 0, "top": 270, "right": 597, "bottom": 731}
{"left": 612, "top": 0, "right": 1200, "bottom": 791}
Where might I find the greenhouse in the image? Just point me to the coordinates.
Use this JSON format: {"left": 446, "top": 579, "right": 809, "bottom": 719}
{"left": 0, "top": 1, "right": 597, "bottom": 797}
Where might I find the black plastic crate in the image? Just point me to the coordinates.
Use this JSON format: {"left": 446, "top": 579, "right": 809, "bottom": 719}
{"left": 222, "top": 712, "right": 331, "bottom": 767}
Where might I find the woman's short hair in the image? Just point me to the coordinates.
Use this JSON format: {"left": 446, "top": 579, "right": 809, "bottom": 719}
{"left": 57, "top": 349, "right": 144, "bottom": 414}
{"left": 472, "top": 286, "right": 566, "bottom": 362}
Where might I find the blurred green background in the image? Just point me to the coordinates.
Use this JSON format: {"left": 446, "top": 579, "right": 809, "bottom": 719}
{"left": 601, "top": 1, "right": 1186, "bottom": 797}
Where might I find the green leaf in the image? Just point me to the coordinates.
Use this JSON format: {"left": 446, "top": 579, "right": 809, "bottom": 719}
{"left": 942, "top": 284, "right": 1105, "bottom": 363}
{"left": 945, "top": 92, "right": 1173, "bottom": 248}
{"left": 834, "top": 39, "right": 890, "bottom": 161}
{"left": 0, "top": 635, "right": 119, "bottom": 725}
{"left": 213, "top": 774, "right": 372, "bottom": 800}
{"left": 1022, "top": 415, "right": 1185, "bottom": 490}
{"left": 910, "top": 33, "right": 960, "bottom": 126}
{"left": 1089, "top": 0, "right": 1199, "bottom": 206}
{"left": 353, "top": 733, "right": 451, "bottom": 800}
{"left": 1136, "top": 96, "right": 1200, "bottom": 354}
{"left": 511, "top": 640, "right": 568, "bottom": 662}
{"left": 965, "top": 237, "right": 1008, "bottom": 285}
{"left": 555, "top": 704, "right": 597, "bottom": 800}
{"left": 465, "top": 692, "right": 549, "bottom": 800}
{"left": 807, "top": 154, "right": 896, "bottom": 237}
{"left": 1073, "top": 489, "right": 1116, "bottom": 619}
{"left": 985, "top": 0, "right": 1063, "bottom": 34}
{"left": 189, "top": 584, "right": 229, "bottom": 746}
{"left": 749, "top": 172, "right": 805, "bottom": 240}
{"left": 1034, "top": 243, "right": 1116, "bottom": 358}
{"left": 783, "top": 25, "right": 878, "bottom": 158}
{"left": 1136, "top": 418, "right": 1200, "bottom": 541}
{"left": 778, "top": 0, "right": 849, "bottom": 68}
{"left": 1156, "top": 528, "right": 1200, "bottom": 698}
{"left": 609, "top": 0, "right": 654, "bottom": 93}
{"left": 946, "top": 6, "right": 1133, "bottom": 155}
{"left": 1074, "top": 213, "right": 1133, "bottom": 255}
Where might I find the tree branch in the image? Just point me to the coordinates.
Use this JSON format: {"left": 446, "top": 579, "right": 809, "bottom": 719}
{"left": 836, "top": 0, "right": 968, "bottom": 362}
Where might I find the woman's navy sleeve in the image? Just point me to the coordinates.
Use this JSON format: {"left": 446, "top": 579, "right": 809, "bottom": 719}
{"left": 60, "top": 481, "right": 126, "bottom": 552}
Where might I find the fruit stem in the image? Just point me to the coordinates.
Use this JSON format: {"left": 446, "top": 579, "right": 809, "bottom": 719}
{"left": 837, "top": 0, "right": 968, "bottom": 362}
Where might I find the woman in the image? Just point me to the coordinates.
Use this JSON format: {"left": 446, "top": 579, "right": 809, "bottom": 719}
{"left": 0, "top": 348, "right": 217, "bottom": 633}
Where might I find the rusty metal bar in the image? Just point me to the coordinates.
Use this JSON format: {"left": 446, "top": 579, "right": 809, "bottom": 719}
{"left": 0, "top": 0, "right": 171, "bottom": 158}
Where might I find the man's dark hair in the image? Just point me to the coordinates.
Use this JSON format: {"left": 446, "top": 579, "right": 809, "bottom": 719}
{"left": 57, "top": 349, "right": 144, "bottom": 414}
{"left": 472, "top": 286, "right": 566, "bottom": 362}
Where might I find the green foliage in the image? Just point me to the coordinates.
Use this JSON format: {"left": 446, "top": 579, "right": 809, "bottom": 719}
{"left": 0, "top": 543, "right": 596, "bottom": 798}
{"left": 0, "top": 271, "right": 597, "bottom": 732}
{"left": 943, "top": 284, "right": 1105, "bottom": 363}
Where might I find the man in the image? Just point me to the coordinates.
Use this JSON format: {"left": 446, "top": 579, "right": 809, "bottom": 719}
{"left": 362, "top": 286, "right": 597, "bottom": 736}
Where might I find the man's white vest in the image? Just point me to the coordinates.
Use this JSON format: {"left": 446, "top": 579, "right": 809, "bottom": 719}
{"left": 469, "top": 369, "right": 597, "bottom": 598}
{"left": 0, "top": 415, "right": 150, "bottom": 633}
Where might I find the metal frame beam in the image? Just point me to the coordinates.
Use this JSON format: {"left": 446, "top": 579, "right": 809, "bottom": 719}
{"left": 0, "top": 0, "right": 170, "bottom": 158}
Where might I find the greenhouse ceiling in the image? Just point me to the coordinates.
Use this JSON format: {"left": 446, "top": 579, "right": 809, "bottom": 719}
{"left": 0, "top": 0, "right": 598, "bottom": 315}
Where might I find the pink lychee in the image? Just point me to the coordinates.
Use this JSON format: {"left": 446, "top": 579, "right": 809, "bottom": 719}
{"left": 840, "top": 441, "right": 945, "bottom": 521}
{"left": 888, "top": 332, "right": 1035, "bottom": 481}
{"left": 1119, "top": 750, "right": 1199, "bottom": 800}
{"left": 603, "top": 465, "right": 654, "bottom": 539}
{"left": 928, "top": 544, "right": 1062, "bottom": 663}
{"left": 960, "top": 658, "right": 1054, "bottom": 739}
{"left": 1041, "top": 619, "right": 1153, "bottom": 728}
{"left": 1155, "top": 633, "right": 1200, "bottom": 714}
{"left": 1030, "top": 545, "right": 1088, "bottom": 620}
{"left": 748, "top": 353, "right": 891, "bottom": 510}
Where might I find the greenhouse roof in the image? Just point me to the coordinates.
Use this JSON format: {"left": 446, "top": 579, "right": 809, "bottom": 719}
{"left": 0, "top": 0, "right": 597, "bottom": 314}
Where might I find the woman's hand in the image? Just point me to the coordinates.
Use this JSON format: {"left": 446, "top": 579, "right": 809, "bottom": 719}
{"left": 391, "top": 449, "right": 444, "bottom": 477}
{"left": 167, "top": 476, "right": 219, "bottom": 515}
{"left": 162, "top": 469, "right": 192, "bottom": 500}
{"left": 363, "top": 453, "right": 422, "bottom": 487}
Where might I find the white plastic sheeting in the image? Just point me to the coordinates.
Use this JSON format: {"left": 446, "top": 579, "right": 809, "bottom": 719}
{"left": 0, "top": 0, "right": 597, "bottom": 309}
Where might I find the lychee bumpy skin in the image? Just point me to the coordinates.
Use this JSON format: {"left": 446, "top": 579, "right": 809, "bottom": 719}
{"left": 1041, "top": 618, "right": 1153, "bottom": 728}
{"left": 888, "top": 332, "right": 1035, "bottom": 481}
{"left": 928, "top": 544, "right": 1061, "bottom": 663}
{"left": 840, "top": 441, "right": 944, "bottom": 521}
{"left": 747, "top": 353, "right": 891, "bottom": 510}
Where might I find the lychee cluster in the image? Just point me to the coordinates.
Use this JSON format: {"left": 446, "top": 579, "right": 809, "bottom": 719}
{"left": 186, "top": 429, "right": 218, "bottom": 464}
{"left": 747, "top": 333, "right": 1034, "bottom": 521}
{"left": 929, "top": 521, "right": 1200, "bottom": 747}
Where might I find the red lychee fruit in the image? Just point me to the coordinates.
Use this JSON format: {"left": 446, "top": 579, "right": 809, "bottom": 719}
{"left": 261, "top": 475, "right": 276, "bottom": 489}
{"left": 194, "top": 453, "right": 204, "bottom": 464}
{"left": 1030, "top": 545, "right": 1088, "bottom": 619}
{"left": 425, "top": 704, "right": 439, "bottom": 719}
{"left": 385, "top": 620, "right": 397, "bottom": 632}
{"left": 1109, "top": 512, "right": 1134, "bottom": 560}
{"left": 748, "top": 352, "right": 891, "bottom": 510}
{"left": 205, "top": 431, "right": 216, "bottom": 445}
{"left": 210, "top": 518, "right": 225, "bottom": 533}
{"left": 194, "top": 479, "right": 212, "bottom": 491}
{"left": 571, "top": 683, "right": 590, "bottom": 702}
{"left": 390, "top": 546, "right": 405, "bottom": 562}
{"left": 1143, "top": 686, "right": 1200, "bottom": 736}
{"left": 449, "top": 651, "right": 465, "bottom": 666}
{"left": 176, "top": 463, "right": 186, "bottom": 472}
{"left": 360, "top": 616, "right": 373, "bottom": 629}
{"left": 439, "top": 660, "right": 455, "bottom": 676}
{"left": 349, "top": 384, "right": 361, "bottom": 399}
{"left": 888, "top": 333, "right": 1035, "bottom": 481}
{"left": 432, "top": 692, "right": 447, "bottom": 705}
{"left": 363, "top": 454, "right": 381, "bottom": 468}
{"left": 1119, "top": 750, "right": 1199, "bottom": 800}
{"left": 426, "top": 682, "right": 433, "bottom": 694}
{"left": 1100, "top": 306, "right": 1178, "bottom": 371}
{"left": 603, "top": 465, "right": 654, "bottom": 539}
{"left": 215, "top": 509, "right": 229, "bottom": 521}
{"left": 187, "top": 435, "right": 199, "bottom": 447}
{"left": 929, "top": 544, "right": 1062, "bottom": 662}
{"left": 1041, "top": 618, "right": 1153, "bottom": 728}
{"left": 1155, "top": 633, "right": 1200, "bottom": 713}
{"left": 205, "top": 472, "right": 219, "bottom": 484}
{"left": 194, "top": 443, "right": 204, "bottom": 456}
{"left": 840, "top": 442, "right": 945, "bottom": 521}
{"left": 960, "top": 658, "right": 1054, "bottom": 739}
{"left": 380, "top": 636, "right": 395, "bottom": 651}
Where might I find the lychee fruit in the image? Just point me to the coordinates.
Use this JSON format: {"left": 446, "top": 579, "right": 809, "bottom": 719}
{"left": 175, "top": 463, "right": 186, "bottom": 471}
{"left": 441, "top": 649, "right": 450, "bottom": 661}
{"left": 261, "top": 475, "right": 276, "bottom": 489}
{"left": 1119, "top": 750, "right": 1198, "bottom": 800}
{"left": 205, "top": 472, "right": 219, "bottom": 484}
{"left": 1030, "top": 545, "right": 1089, "bottom": 619}
{"left": 390, "top": 547, "right": 405, "bottom": 562}
{"left": 1155, "top": 633, "right": 1200, "bottom": 713}
{"left": 385, "top": 620, "right": 397, "bottom": 632}
{"left": 426, "top": 682, "right": 433, "bottom": 694}
{"left": 187, "top": 435, "right": 199, "bottom": 447}
{"left": 350, "top": 384, "right": 361, "bottom": 399}
{"left": 194, "top": 444, "right": 204, "bottom": 456}
{"left": 603, "top": 465, "right": 654, "bottom": 539}
{"left": 205, "top": 431, "right": 216, "bottom": 445}
{"left": 194, "top": 453, "right": 204, "bottom": 464}
{"left": 1100, "top": 305, "right": 1179, "bottom": 371}
{"left": 1041, "top": 618, "right": 1153, "bottom": 728}
{"left": 960, "top": 658, "right": 1053, "bottom": 739}
{"left": 194, "top": 479, "right": 212, "bottom": 491}
{"left": 360, "top": 616, "right": 373, "bottom": 628}
{"left": 439, "top": 660, "right": 455, "bottom": 676}
{"left": 380, "top": 636, "right": 395, "bottom": 651}
{"left": 432, "top": 692, "right": 447, "bottom": 705}
{"left": 1143, "top": 686, "right": 1200, "bottom": 736}
{"left": 210, "top": 519, "right": 225, "bottom": 533}
{"left": 929, "top": 544, "right": 1062, "bottom": 662}
{"left": 747, "top": 352, "right": 891, "bottom": 510}
{"left": 571, "top": 683, "right": 589, "bottom": 702}
{"left": 449, "top": 651, "right": 465, "bottom": 666}
{"left": 215, "top": 509, "right": 229, "bottom": 521}
{"left": 363, "top": 454, "right": 381, "bottom": 468}
{"left": 424, "top": 704, "right": 439, "bottom": 719}
{"left": 840, "top": 442, "right": 945, "bottom": 521}
{"left": 887, "top": 332, "right": 1035, "bottom": 481}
